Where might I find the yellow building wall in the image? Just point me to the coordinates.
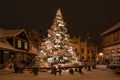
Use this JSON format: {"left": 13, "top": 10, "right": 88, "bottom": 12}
{"left": 72, "top": 37, "right": 98, "bottom": 62}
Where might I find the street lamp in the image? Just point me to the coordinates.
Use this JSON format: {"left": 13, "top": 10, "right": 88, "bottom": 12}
{"left": 99, "top": 52, "right": 103, "bottom": 64}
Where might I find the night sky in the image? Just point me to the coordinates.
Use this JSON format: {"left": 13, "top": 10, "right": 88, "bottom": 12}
{"left": 0, "top": 0, "right": 120, "bottom": 39}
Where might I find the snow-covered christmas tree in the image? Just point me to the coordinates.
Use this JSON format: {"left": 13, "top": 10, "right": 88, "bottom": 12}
{"left": 36, "top": 8, "right": 78, "bottom": 67}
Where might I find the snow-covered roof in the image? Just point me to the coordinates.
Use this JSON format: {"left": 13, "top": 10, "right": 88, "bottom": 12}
{"left": 0, "top": 41, "right": 15, "bottom": 51}
{"left": 0, "top": 28, "right": 30, "bottom": 53}
{"left": 100, "top": 22, "right": 120, "bottom": 36}
{"left": 0, "top": 41, "right": 27, "bottom": 53}
{"left": 0, "top": 28, "right": 24, "bottom": 37}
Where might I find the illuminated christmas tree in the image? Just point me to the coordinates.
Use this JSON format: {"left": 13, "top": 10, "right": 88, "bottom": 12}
{"left": 36, "top": 8, "right": 78, "bottom": 67}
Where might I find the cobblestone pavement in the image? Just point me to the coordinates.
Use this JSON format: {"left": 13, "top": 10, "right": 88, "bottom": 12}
{"left": 0, "top": 65, "right": 120, "bottom": 80}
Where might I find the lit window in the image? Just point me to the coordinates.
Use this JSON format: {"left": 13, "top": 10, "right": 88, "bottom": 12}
{"left": 18, "top": 40, "right": 21, "bottom": 48}
{"left": 24, "top": 42, "right": 28, "bottom": 50}
{"left": 117, "top": 48, "right": 120, "bottom": 54}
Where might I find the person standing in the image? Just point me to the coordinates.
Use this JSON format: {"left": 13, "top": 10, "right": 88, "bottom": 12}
{"left": 58, "top": 65, "right": 62, "bottom": 75}
{"left": 13, "top": 61, "right": 19, "bottom": 73}
{"left": 53, "top": 66, "right": 57, "bottom": 75}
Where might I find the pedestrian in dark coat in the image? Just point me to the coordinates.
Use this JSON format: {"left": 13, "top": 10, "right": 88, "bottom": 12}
{"left": 13, "top": 62, "right": 19, "bottom": 73}
{"left": 53, "top": 66, "right": 57, "bottom": 75}
{"left": 58, "top": 65, "right": 62, "bottom": 75}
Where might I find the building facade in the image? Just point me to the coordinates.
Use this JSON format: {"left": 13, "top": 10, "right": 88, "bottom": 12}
{"left": 72, "top": 36, "right": 98, "bottom": 62}
{"left": 100, "top": 22, "right": 120, "bottom": 63}
{"left": 0, "top": 29, "right": 35, "bottom": 69}
{"left": 27, "top": 29, "right": 41, "bottom": 49}
{"left": 72, "top": 36, "right": 81, "bottom": 60}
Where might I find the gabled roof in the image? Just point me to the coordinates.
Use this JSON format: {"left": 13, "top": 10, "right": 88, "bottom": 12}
{"left": 100, "top": 22, "right": 120, "bottom": 36}
{"left": 0, "top": 29, "right": 24, "bottom": 37}
{"left": 0, "top": 28, "right": 30, "bottom": 42}
{"left": 29, "top": 29, "right": 38, "bottom": 34}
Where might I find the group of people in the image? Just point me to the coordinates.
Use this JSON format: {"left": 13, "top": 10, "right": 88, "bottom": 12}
{"left": 13, "top": 60, "right": 25, "bottom": 73}
{"left": 51, "top": 65, "right": 62, "bottom": 75}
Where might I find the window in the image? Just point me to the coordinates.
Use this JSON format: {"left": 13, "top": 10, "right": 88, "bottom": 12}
{"left": 0, "top": 37, "right": 2, "bottom": 42}
{"left": 17, "top": 40, "right": 21, "bottom": 48}
{"left": 106, "top": 36, "right": 110, "bottom": 43}
{"left": 0, "top": 37, "right": 5, "bottom": 43}
{"left": 82, "top": 56, "right": 84, "bottom": 59}
{"left": 102, "top": 37, "right": 105, "bottom": 46}
{"left": 87, "top": 56, "right": 90, "bottom": 60}
{"left": 114, "top": 32, "right": 119, "bottom": 41}
{"left": 81, "top": 48, "right": 84, "bottom": 53}
{"left": 117, "top": 48, "right": 120, "bottom": 54}
{"left": 111, "top": 49, "right": 114, "bottom": 54}
{"left": 75, "top": 48, "right": 77, "bottom": 52}
{"left": 76, "top": 52, "right": 79, "bottom": 56}
{"left": 111, "top": 49, "right": 115, "bottom": 60}
{"left": 17, "top": 53, "right": 22, "bottom": 60}
{"left": 24, "top": 42, "right": 28, "bottom": 50}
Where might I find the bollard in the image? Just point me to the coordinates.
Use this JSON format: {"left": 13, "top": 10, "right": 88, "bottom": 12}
{"left": 78, "top": 66, "right": 83, "bottom": 74}
{"left": 94, "top": 64, "right": 96, "bottom": 69}
{"left": 59, "top": 68, "right": 62, "bottom": 75}
{"left": 33, "top": 67, "right": 39, "bottom": 75}
{"left": 53, "top": 67, "right": 56, "bottom": 75}
{"left": 69, "top": 68, "right": 74, "bottom": 74}
{"left": 92, "top": 64, "right": 96, "bottom": 69}
{"left": 75, "top": 68, "right": 78, "bottom": 72}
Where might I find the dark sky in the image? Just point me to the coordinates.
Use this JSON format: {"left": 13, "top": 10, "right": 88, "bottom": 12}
{"left": 0, "top": 0, "right": 120, "bottom": 39}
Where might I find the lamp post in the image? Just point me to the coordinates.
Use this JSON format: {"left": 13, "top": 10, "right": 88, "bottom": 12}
{"left": 99, "top": 52, "right": 103, "bottom": 64}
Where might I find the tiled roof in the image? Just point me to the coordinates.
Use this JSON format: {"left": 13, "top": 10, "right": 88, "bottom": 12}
{"left": 0, "top": 29, "right": 24, "bottom": 37}
{"left": 100, "top": 22, "right": 120, "bottom": 36}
